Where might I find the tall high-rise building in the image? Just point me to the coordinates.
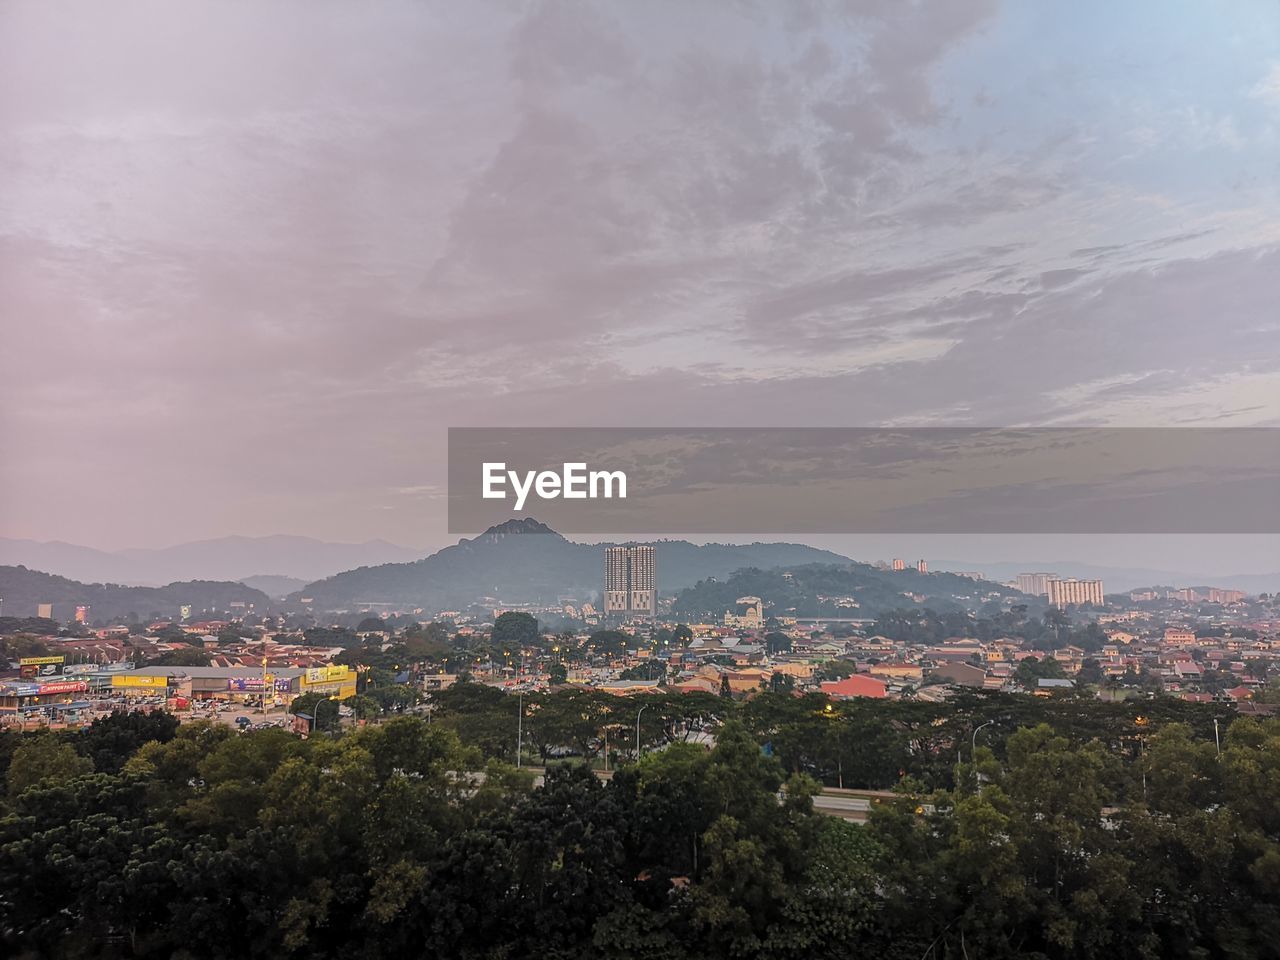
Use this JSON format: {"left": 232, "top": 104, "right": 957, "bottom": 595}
{"left": 604, "top": 545, "right": 656, "bottom": 620}
{"left": 1047, "top": 578, "right": 1104, "bottom": 607}
{"left": 916, "top": 559, "right": 928, "bottom": 573}
{"left": 1016, "top": 572, "right": 1057, "bottom": 597}
{"left": 891, "top": 558, "right": 905, "bottom": 571}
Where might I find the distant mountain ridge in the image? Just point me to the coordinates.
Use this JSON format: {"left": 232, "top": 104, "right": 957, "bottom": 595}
{"left": 0, "top": 565, "right": 272, "bottom": 623}
{"left": 238, "top": 575, "right": 308, "bottom": 598}
{"left": 0, "top": 535, "right": 426, "bottom": 586}
{"left": 289, "top": 518, "right": 856, "bottom": 611}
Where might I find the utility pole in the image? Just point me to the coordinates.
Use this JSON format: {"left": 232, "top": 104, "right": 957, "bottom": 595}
{"left": 1214, "top": 717, "right": 1221, "bottom": 758}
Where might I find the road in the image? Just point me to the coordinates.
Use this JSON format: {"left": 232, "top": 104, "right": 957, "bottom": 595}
{"left": 523, "top": 767, "right": 896, "bottom": 822}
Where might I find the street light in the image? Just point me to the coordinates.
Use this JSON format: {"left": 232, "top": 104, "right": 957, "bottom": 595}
{"left": 516, "top": 690, "right": 523, "bottom": 768}
{"left": 972, "top": 719, "right": 995, "bottom": 758}
{"left": 311, "top": 696, "right": 335, "bottom": 734}
{"left": 971, "top": 719, "right": 995, "bottom": 794}
{"left": 635, "top": 703, "right": 649, "bottom": 760}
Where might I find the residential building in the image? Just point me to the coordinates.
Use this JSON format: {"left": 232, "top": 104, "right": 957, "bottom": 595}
{"left": 1016, "top": 572, "right": 1057, "bottom": 596}
{"left": 604, "top": 545, "right": 656, "bottom": 620}
{"left": 1047, "top": 577, "right": 1104, "bottom": 607}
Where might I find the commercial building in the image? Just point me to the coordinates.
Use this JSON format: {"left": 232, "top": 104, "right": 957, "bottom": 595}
{"left": 1047, "top": 577, "right": 1104, "bottom": 607}
{"left": 109, "top": 665, "right": 357, "bottom": 705}
{"left": 604, "top": 545, "right": 656, "bottom": 621}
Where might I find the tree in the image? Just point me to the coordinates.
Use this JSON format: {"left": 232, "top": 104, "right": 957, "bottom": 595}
{"left": 76, "top": 710, "right": 180, "bottom": 774}
{"left": 1076, "top": 656, "right": 1104, "bottom": 685}
{"left": 290, "top": 692, "right": 341, "bottom": 731}
{"left": 588, "top": 629, "right": 631, "bottom": 657}
{"left": 343, "top": 694, "right": 383, "bottom": 720}
{"left": 619, "top": 660, "right": 665, "bottom": 682}
{"left": 769, "top": 671, "right": 795, "bottom": 694}
{"left": 492, "top": 612, "right": 539, "bottom": 651}
{"left": 763, "top": 631, "right": 791, "bottom": 654}
{"left": 1013, "top": 655, "right": 1066, "bottom": 690}
{"left": 7, "top": 736, "right": 93, "bottom": 796}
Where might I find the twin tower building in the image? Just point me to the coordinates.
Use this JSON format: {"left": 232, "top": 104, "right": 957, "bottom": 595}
{"left": 604, "top": 545, "right": 657, "bottom": 622}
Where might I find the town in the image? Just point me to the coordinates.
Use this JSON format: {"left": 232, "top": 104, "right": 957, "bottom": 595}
{"left": 4, "top": 548, "right": 1276, "bottom": 740}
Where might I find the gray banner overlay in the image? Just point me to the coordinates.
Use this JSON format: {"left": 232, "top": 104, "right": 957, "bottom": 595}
{"left": 448, "top": 428, "right": 1280, "bottom": 535}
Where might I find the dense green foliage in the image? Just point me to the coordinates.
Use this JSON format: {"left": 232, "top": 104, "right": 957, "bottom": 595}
{"left": 0, "top": 694, "right": 1276, "bottom": 959}
{"left": 674, "top": 564, "right": 1023, "bottom": 619}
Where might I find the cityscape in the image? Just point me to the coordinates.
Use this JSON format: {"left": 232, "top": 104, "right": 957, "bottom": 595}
{"left": 3, "top": 531, "right": 1277, "bottom": 727}
{"left": 3, "top": 1, "right": 1280, "bottom": 958}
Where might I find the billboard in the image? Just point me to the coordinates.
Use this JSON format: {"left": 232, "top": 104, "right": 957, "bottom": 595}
{"left": 36, "top": 680, "right": 88, "bottom": 695}
{"left": 305, "top": 665, "right": 351, "bottom": 684}
{"left": 111, "top": 675, "right": 168, "bottom": 688}
{"left": 74, "top": 605, "right": 88, "bottom": 623}
{"left": 227, "top": 677, "right": 292, "bottom": 692}
{"left": 19, "top": 656, "right": 64, "bottom": 679}
{"left": 36, "top": 603, "right": 53, "bottom": 619}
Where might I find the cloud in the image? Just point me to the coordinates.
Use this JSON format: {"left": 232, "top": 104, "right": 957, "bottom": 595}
{"left": 1251, "top": 61, "right": 1280, "bottom": 106}
{"left": 1, "top": 0, "right": 1278, "bottom": 548}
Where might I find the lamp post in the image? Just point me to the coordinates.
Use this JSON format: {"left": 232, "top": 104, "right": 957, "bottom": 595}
{"left": 635, "top": 703, "right": 649, "bottom": 760}
{"left": 972, "top": 719, "right": 995, "bottom": 758}
{"left": 972, "top": 719, "right": 995, "bottom": 794}
{"left": 311, "top": 696, "right": 334, "bottom": 734}
{"left": 516, "top": 690, "right": 523, "bottom": 768}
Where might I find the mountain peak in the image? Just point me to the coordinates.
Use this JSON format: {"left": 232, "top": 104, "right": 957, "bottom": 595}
{"left": 478, "top": 517, "right": 561, "bottom": 539}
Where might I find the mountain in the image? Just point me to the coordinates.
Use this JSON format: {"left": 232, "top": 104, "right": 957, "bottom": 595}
{"left": 673, "top": 563, "right": 1025, "bottom": 620}
{"left": 0, "top": 536, "right": 426, "bottom": 586}
{"left": 238, "top": 574, "right": 308, "bottom": 598}
{"left": 933, "top": 560, "right": 1280, "bottom": 595}
{"left": 289, "top": 518, "right": 854, "bottom": 611}
{"left": 0, "top": 565, "right": 273, "bottom": 623}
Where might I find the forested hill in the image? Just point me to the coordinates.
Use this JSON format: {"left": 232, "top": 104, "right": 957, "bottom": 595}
{"left": 0, "top": 565, "right": 272, "bottom": 623}
{"left": 289, "top": 518, "right": 852, "bottom": 610}
{"left": 673, "top": 562, "right": 1026, "bottom": 620}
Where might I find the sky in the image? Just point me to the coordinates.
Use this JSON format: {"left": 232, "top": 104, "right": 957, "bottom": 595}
{"left": 1, "top": 0, "right": 1278, "bottom": 573}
